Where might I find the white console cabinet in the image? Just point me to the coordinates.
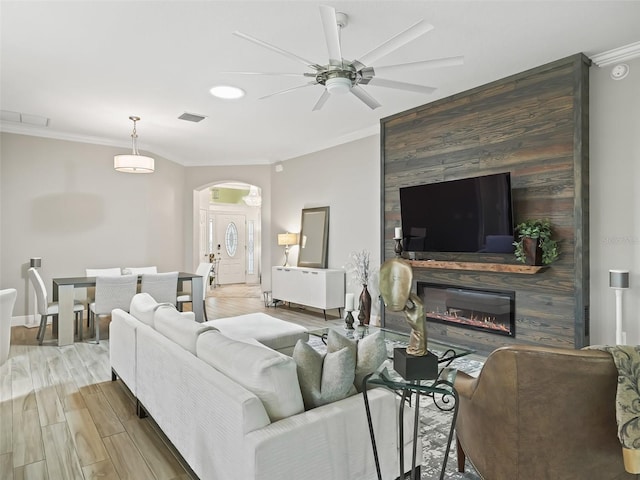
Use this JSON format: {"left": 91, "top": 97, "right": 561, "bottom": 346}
{"left": 272, "top": 266, "right": 345, "bottom": 317}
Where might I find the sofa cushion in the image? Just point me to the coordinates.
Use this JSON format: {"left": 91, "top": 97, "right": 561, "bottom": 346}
{"left": 129, "top": 293, "right": 173, "bottom": 328}
{"left": 153, "top": 305, "right": 215, "bottom": 355}
{"left": 196, "top": 330, "right": 304, "bottom": 422}
{"left": 327, "top": 329, "right": 387, "bottom": 392}
{"left": 206, "top": 313, "right": 309, "bottom": 352}
{"left": 293, "top": 339, "right": 357, "bottom": 410}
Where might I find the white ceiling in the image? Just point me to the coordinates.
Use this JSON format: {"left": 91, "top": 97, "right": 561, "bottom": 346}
{"left": 1, "top": 1, "right": 639, "bottom": 167}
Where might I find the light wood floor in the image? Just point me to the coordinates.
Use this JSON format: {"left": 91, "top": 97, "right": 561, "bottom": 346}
{"left": 1, "top": 290, "right": 336, "bottom": 480}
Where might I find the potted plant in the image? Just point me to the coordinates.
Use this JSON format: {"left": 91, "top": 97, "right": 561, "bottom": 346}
{"left": 513, "top": 219, "right": 559, "bottom": 266}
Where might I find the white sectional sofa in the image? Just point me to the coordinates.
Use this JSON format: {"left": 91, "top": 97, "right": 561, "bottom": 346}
{"left": 109, "top": 294, "right": 421, "bottom": 480}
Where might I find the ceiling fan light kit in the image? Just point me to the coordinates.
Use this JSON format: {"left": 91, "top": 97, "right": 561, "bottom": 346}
{"left": 325, "top": 76, "right": 352, "bottom": 95}
{"left": 228, "top": 5, "right": 463, "bottom": 111}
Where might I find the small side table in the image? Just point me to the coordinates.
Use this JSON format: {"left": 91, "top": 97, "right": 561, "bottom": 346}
{"left": 362, "top": 363, "right": 460, "bottom": 480}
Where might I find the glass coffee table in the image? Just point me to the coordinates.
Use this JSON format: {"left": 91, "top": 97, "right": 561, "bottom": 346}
{"left": 309, "top": 324, "right": 475, "bottom": 480}
{"left": 308, "top": 323, "right": 473, "bottom": 365}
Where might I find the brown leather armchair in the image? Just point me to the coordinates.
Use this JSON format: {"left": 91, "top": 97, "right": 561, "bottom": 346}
{"left": 454, "top": 345, "right": 635, "bottom": 480}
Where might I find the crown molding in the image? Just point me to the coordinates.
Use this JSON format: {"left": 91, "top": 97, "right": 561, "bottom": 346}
{"left": 0, "top": 122, "right": 125, "bottom": 149}
{"left": 590, "top": 41, "right": 640, "bottom": 67}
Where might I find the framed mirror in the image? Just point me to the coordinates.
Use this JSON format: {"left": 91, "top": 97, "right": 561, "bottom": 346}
{"left": 298, "top": 206, "right": 329, "bottom": 268}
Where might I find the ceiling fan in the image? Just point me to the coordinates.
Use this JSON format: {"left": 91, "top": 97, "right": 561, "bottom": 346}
{"left": 227, "top": 5, "right": 463, "bottom": 111}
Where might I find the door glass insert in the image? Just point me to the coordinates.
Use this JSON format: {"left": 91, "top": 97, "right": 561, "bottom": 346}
{"left": 225, "top": 222, "right": 238, "bottom": 257}
{"left": 247, "top": 220, "right": 255, "bottom": 274}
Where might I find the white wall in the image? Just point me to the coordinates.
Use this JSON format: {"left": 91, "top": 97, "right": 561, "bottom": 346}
{"left": 0, "top": 133, "right": 185, "bottom": 318}
{"left": 2, "top": 56, "right": 638, "bottom": 339}
{"left": 590, "top": 57, "right": 640, "bottom": 345}
{"left": 270, "top": 135, "right": 382, "bottom": 320}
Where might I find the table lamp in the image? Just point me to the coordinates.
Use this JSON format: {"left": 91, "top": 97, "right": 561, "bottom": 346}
{"left": 278, "top": 233, "right": 298, "bottom": 267}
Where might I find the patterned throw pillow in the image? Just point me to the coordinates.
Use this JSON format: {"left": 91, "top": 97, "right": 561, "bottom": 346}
{"left": 293, "top": 340, "right": 357, "bottom": 410}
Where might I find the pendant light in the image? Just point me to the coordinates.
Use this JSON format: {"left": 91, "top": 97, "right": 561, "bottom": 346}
{"left": 114, "top": 116, "right": 155, "bottom": 173}
{"left": 242, "top": 185, "right": 262, "bottom": 207}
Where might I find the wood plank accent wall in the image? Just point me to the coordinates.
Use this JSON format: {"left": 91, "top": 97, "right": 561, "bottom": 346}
{"left": 381, "top": 54, "right": 590, "bottom": 355}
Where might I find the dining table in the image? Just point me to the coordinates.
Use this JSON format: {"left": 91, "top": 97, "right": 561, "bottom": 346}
{"left": 52, "top": 271, "right": 204, "bottom": 346}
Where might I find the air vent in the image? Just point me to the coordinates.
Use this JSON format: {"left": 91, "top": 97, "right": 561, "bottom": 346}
{"left": 1, "top": 110, "right": 50, "bottom": 127}
{"left": 178, "top": 112, "right": 207, "bottom": 123}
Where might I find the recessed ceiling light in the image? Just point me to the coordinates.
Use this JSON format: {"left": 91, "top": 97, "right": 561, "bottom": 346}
{"left": 209, "top": 85, "right": 245, "bottom": 100}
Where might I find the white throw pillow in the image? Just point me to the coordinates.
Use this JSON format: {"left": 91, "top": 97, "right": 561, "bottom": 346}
{"left": 153, "top": 305, "right": 214, "bottom": 355}
{"left": 196, "top": 330, "right": 304, "bottom": 422}
{"left": 293, "top": 339, "right": 357, "bottom": 410}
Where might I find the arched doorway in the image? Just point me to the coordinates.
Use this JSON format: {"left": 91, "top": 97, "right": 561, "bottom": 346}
{"left": 196, "top": 182, "right": 262, "bottom": 286}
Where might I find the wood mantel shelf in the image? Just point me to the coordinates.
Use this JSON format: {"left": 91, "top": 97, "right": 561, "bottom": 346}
{"left": 407, "top": 260, "right": 547, "bottom": 274}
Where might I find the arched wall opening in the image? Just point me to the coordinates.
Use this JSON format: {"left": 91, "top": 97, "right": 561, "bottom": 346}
{"left": 192, "top": 180, "right": 263, "bottom": 286}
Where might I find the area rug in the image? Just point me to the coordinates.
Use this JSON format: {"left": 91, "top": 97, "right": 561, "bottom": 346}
{"left": 307, "top": 335, "right": 482, "bottom": 479}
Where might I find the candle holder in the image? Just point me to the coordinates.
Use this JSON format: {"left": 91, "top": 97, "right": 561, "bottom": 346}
{"left": 394, "top": 237, "right": 403, "bottom": 257}
{"left": 344, "top": 310, "right": 355, "bottom": 330}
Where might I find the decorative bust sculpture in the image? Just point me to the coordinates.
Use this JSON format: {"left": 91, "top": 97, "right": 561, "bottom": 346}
{"left": 379, "top": 257, "right": 428, "bottom": 356}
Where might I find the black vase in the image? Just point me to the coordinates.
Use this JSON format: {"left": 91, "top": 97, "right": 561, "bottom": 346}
{"left": 358, "top": 284, "right": 371, "bottom": 325}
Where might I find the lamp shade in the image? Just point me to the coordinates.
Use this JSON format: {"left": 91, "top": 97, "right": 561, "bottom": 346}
{"left": 30, "top": 257, "right": 42, "bottom": 268}
{"left": 114, "top": 154, "right": 155, "bottom": 173}
{"left": 278, "top": 233, "right": 298, "bottom": 246}
{"left": 610, "top": 269, "right": 630, "bottom": 289}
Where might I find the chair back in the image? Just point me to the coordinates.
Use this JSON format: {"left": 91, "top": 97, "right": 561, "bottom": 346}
{"left": 0, "top": 288, "right": 17, "bottom": 366}
{"left": 455, "top": 345, "right": 629, "bottom": 480}
{"left": 27, "top": 267, "right": 49, "bottom": 315}
{"left": 86, "top": 268, "right": 121, "bottom": 277}
{"left": 85, "top": 268, "right": 122, "bottom": 301}
{"left": 195, "top": 262, "right": 213, "bottom": 297}
{"left": 123, "top": 266, "right": 158, "bottom": 275}
{"left": 141, "top": 271, "right": 179, "bottom": 304}
{"left": 94, "top": 275, "right": 138, "bottom": 315}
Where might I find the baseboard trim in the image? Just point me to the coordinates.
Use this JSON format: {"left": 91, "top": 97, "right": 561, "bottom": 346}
{"left": 12, "top": 315, "right": 41, "bottom": 328}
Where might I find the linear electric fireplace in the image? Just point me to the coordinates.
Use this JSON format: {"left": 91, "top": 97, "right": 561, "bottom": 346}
{"left": 417, "top": 282, "right": 516, "bottom": 337}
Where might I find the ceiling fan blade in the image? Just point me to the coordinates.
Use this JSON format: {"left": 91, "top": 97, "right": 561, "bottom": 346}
{"left": 355, "top": 20, "right": 434, "bottom": 67}
{"left": 233, "top": 31, "right": 322, "bottom": 70}
{"left": 259, "top": 82, "right": 318, "bottom": 100}
{"left": 319, "top": 5, "right": 343, "bottom": 66}
{"left": 372, "top": 56, "right": 465, "bottom": 75}
{"left": 350, "top": 85, "right": 382, "bottom": 110}
{"left": 312, "top": 89, "right": 331, "bottom": 111}
{"left": 365, "top": 78, "right": 436, "bottom": 95}
{"left": 221, "top": 71, "right": 316, "bottom": 78}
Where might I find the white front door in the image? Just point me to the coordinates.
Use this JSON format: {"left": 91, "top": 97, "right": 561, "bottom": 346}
{"left": 216, "top": 214, "right": 246, "bottom": 284}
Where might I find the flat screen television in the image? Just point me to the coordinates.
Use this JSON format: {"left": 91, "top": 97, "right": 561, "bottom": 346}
{"left": 399, "top": 172, "right": 514, "bottom": 253}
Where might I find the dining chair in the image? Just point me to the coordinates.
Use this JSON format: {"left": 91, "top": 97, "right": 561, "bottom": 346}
{"left": 123, "top": 266, "right": 158, "bottom": 275}
{"left": 141, "top": 271, "right": 179, "bottom": 305}
{"left": 86, "top": 267, "right": 122, "bottom": 277}
{"left": 0, "top": 288, "right": 17, "bottom": 366}
{"left": 28, "top": 267, "right": 85, "bottom": 345}
{"left": 89, "top": 274, "right": 138, "bottom": 343}
{"left": 84, "top": 267, "right": 122, "bottom": 325}
{"left": 177, "top": 262, "right": 212, "bottom": 320}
